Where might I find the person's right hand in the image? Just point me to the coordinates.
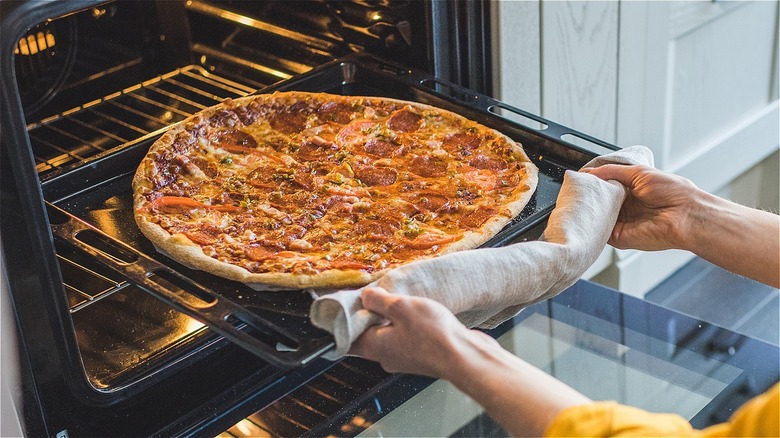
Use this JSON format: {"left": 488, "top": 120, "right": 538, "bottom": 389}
{"left": 582, "top": 164, "right": 699, "bottom": 252}
{"left": 349, "top": 287, "right": 494, "bottom": 380}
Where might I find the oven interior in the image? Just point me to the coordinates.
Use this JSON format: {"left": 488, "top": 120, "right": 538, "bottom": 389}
{"left": 9, "top": 0, "right": 444, "bottom": 396}
{"left": 2, "top": 0, "right": 617, "bottom": 435}
{"left": 23, "top": 0, "right": 434, "bottom": 176}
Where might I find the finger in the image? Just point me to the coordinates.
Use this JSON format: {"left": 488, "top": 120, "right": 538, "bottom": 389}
{"left": 348, "top": 327, "right": 374, "bottom": 358}
{"left": 360, "top": 287, "right": 398, "bottom": 317}
{"left": 348, "top": 320, "right": 389, "bottom": 359}
{"left": 584, "top": 164, "right": 647, "bottom": 187}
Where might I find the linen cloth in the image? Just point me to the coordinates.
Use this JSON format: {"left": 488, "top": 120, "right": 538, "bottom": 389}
{"left": 310, "top": 145, "right": 654, "bottom": 358}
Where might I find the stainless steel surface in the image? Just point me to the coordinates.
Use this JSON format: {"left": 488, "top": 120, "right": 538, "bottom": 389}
{"left": 1, "top": 254, "right": 25, "bottom": 438}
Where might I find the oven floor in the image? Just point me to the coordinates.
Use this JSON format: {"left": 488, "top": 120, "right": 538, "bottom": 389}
{"left": 645, "top": 257, "right": 779, "bottom": 347}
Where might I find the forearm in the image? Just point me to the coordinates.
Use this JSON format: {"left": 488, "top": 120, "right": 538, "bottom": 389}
{"left": 683, "top": 191, "right": 780, "bottom": 288}
{"left": 443, "top": 332, "right": 591, "bottom": 437}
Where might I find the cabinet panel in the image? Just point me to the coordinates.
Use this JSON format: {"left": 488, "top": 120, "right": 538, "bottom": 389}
{"left": 496, "top": 0, "right": 541, "bottom": 115}
{"left": 669, "top": 0, "right": 745, "bottom": 39}
{"left": 541, "top": 1, "right": 619, "bottom": 143}
{"left": 495, "top": 0, "right": 778, "bottom": 296}
{"left": 669, "top": 1, "right": 777, "bottom": 163}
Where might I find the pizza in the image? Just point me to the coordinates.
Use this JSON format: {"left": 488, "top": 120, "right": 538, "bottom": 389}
{"left": 132, "top": 91, "right": 538, "bottom": 290}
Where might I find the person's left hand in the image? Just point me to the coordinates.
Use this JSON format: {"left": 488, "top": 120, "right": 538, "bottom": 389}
{"left": 349, "top": 287, "right": 492, "bottom": 379}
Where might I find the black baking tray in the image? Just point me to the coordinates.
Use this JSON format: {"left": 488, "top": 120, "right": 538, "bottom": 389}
{"left": 43, "top": 52, "right": 619, "bottom": 373}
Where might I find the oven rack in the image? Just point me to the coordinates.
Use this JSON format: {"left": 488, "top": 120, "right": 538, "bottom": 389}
{"left": 186, "top": 0, "right": 340, "bottom": 56}
{"left": 57, "top": 248, "right": 129, "bottom": 313}
{"left": 221, "top": 358, "right": 393, "bottom": 437}
{"left": 28, "top": 65, "right": 257, "bottom": 177}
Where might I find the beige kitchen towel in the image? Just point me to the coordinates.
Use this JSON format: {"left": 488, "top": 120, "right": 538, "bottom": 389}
{"left": 310, "top": 145, "right": 654, "bottom": 358}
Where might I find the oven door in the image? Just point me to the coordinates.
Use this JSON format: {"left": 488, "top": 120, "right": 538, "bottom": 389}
{"left": 224, "top": 280, "right": 779, "bottom": 437}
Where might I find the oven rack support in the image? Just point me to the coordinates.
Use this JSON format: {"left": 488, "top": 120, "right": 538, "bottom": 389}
{"left": 47, "top": 202, "right": 336, "bottom": 369}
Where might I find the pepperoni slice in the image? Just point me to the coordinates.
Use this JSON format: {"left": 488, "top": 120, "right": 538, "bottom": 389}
{"left": 354, "top": 219, "right": 399, "bottom": 241}
{"left": 233, "top": 103, "right": 261, "bottom": 126}
{"left": 317, "top": 101, "right": 353, "bottom": 124}
{"left": 283, "top": 224, "right": 308, "bottom": 241}
{"left": 190, "top": 157, "right": 219, "bottom": 178}
{"left": 355, "top": 165, "right": 398, "bottom": 186}
{"left": 462, "top": 167, "right": 498, "bottom": 192}
{"left": 387, "top": 108, "right": 422, "bottom": 132}
{"left": 329, "top": 256, "right": 375, "bottom": 273}
{"left": 459, "top": 207, "right": 498, "bottom": 228}
{"left": 469, "top": 154, "right": 509, "bottom": 171}
{"left": 404, "top": 232, "right": 459, "bottom": 250}
{"left": 336, "top": 120, "right": 378, "bottom": 148}
{"left": 390, "top": 245, "right": 420, "bottom": 261}
{"left": 246, "top": 164, "right": 278, "bottom": 188}
{"left": 262, "top": 136, "right": 292, "bottom": 152}
{"left": 183, "top": 225, "right": 222, "bottom": 245}
{"left": 211, "top": 128, "right": 258, "bottom": 149}
{"left": 292, "top": 171, "right": 315, "bottom": 191}
{"left": 269, "top": 110, "right": 308, "bottom": 134}
{"left": 442, "top": 132, "right": 482, "bottom": 154}
{"left": 364, "top": 138, "right": 404, "bottom": 157}
{"left": 497, "top": 172, "right": 521, "bottom": 189}
{"left": 264, "top": 224, "right": 308, "bottom": 248}
{"left": 245, "top": 245, "right": 278, "bottom": 262}
{"left": 410, "top": 155, "right": 448, "bottom": 178}
{"left": 151, "top": 162, "right": 180, "bottom": 190}
{"left": 306, "top": 162, "right": 336, "bottom": 176}
{"left": 411, "top": 193, "right": 451, "bottom": 212}
{"left": 291, "top": 207, "right": 324, "bottom": 228}
{"left": 326, "top": 200, "right": 357, "bottom": 220}
{"left": 297, "top": 138, "right": 339, "bottom": 161}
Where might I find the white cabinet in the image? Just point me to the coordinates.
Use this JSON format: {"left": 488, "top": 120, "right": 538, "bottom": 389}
{"left": 495, "top": 0, "right": 780, "bottom": 296}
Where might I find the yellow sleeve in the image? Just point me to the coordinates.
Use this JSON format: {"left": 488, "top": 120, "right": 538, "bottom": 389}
{"left": 544, "top": 383, "right": 779, "bottom": 437}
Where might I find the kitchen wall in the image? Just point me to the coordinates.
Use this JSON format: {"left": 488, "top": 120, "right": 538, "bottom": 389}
{"left": 494, "top": 0, "right": 780, "bottom": 297}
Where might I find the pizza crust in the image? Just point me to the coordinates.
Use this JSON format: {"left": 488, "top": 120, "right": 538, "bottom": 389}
{"left": 133, "top": 92, "right": 539, "bottom": 290}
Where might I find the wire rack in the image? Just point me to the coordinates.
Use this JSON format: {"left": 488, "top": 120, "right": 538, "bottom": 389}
{"left": 28, "top": 65, "right": 257, "bottom": 176}
{"left": 38, "top": 65, "right": 261, "bottom": 312}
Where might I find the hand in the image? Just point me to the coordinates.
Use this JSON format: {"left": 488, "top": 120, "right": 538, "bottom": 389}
{"left": 583, "top": 164, "right": 699, "bottom": 251}
{"left": 349, "top": 287, "right": 494, "bottom": 379}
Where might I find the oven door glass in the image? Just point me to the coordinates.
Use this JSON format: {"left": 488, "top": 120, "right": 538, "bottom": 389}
{"left": 356, "top": 280, "right": 779, "bottom": 437}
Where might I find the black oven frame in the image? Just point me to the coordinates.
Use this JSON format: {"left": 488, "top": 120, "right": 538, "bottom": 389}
{"left": 1, "top": 1, "right": 618, "bottom": 436}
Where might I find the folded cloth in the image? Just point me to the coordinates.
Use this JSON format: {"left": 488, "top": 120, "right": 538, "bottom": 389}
{"left": 310, "top": 145, "right": 654, "bottom": 358}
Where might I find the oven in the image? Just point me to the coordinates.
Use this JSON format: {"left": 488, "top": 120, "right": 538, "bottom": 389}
{"left": 0, "top": 1, "right": 621, "bottom": 436}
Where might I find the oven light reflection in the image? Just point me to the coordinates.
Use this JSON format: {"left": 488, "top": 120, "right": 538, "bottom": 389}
{"left": 339, "top": 414, "right": 372, "bottom": 434}
{"left": 235, "top": 419, "right": 252, "bottom": 435}
{"left": 15, "top": 31, "right": 55, "bottom": 56}
{"left": 184, "top": 317, "right": 205, "bottom": 333}
{"left": 231, "top": 419, "right": 270, "bottom": 437}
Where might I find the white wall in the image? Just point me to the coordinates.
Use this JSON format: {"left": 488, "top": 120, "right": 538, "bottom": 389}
{"left": 495, "top": 0, "right": 780, "bottom": 296}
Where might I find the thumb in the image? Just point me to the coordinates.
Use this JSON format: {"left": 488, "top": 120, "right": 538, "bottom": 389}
{"left": 583, "top": 164, "right": 646, "bottom": 188}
